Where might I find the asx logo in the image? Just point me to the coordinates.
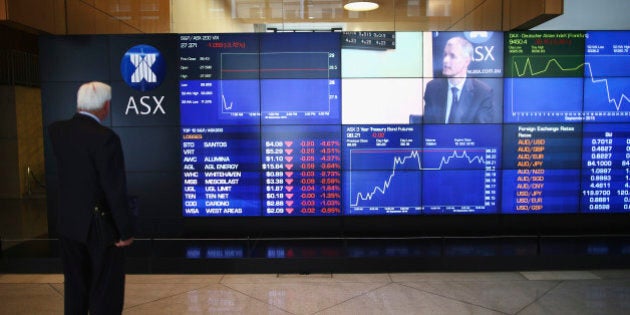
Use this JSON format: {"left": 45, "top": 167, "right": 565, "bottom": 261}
{"left": 466, "top": 31, "right": 491, "bottom": 42}
{"left": 465, "top": 31, "right": 496, "bottom": 62}
{"left": 120, "top": 44, "right": 165, "bottom": 92}
{"left": 120, "top": 44, "right": 167, "bottom": 115}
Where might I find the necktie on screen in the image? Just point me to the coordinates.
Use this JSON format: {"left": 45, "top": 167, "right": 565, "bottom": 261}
{"left": 449, "top": 87, "right": 460, "bottom": 123}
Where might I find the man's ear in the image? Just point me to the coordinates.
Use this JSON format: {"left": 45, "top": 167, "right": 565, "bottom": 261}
{"left": 98, "top": 101, "right": 111, "bottom": 121}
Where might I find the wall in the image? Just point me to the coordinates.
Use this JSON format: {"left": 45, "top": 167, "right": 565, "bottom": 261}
{"left": 65, "top": 0, "right": 170, "bottom": 34}
{"left": 452, "top": 0, "right": 503, "bottom": 30}
{"left": 0, "top": 86, "right": 43, "bottom": 198}
{"left": 1, "top": 0, "right": 170, "bottom": 34}
{"left": 0, "top": 0, "right": 171, "bottom": 198}
{"left": 0, "top": 24, "right": 43, "bottom": 198}
{"left": 533, "top": 0, "right": 630, "bottom": 30}
{"left": 170, "top": 0, "right": 253, "bottom": 33}
{"left": 1, "top": 0, "right": 66, "bottom": 34}
{"left": 16, "top": 86, "right": 45, "bottom": 197}
{"left": 0, "top": 85, "right": 19, "bottom": 198}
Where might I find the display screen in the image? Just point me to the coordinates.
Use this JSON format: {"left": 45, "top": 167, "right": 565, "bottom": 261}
{"left": 39, "top": 31, "right": 630, "bottom": 220}
{"left": 180, "top": 31, "right": 630, "bottom": 216}
{"left": 504, "top": 31, "right": 586, "bottom": 123}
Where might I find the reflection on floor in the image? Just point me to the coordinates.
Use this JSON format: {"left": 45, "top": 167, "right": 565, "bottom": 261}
{"left": 3, "top": 198, "right": 630, "bottom": 313}
{"left": 1, "top": 270, "right": 630, "bottom": 314}
{"left": 4, "top": 236, "right": 630, "bottom": 274}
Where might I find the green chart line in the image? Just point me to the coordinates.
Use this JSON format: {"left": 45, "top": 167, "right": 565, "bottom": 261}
{"left": 512, "top": 57, "right": 585, "bottom": 77}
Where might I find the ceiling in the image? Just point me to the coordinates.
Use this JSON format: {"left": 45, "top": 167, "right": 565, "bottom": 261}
{"left": 0, "top": 0, "right": 508, "bottom": 36}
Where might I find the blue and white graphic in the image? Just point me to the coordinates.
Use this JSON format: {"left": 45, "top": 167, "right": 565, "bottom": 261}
{"left": 120, "top": 44, "right": 166, "bottom": 91}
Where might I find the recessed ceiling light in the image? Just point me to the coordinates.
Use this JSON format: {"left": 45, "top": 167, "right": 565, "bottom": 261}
{"left": 343, "top": 1, "right": 380, "bottom": 12}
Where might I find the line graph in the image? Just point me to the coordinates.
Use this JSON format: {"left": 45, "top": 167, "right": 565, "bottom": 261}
{"left": 585, "top": 62, "right": 630, "bottom": 112}
{"left": 583, "top": 54, "right": 630, "bottom": 120}
{"left": 505, "top": 56, "right": 584, "bottom": 123}
{"left": 422, "top": 149, "right": 488, "bottom": 170}
{"left": 585, "top": 30, "right": 630, "bottom": 76}
{"left": 504, "top": 30, "right": 586, "bottom": 78}
{"left": 218, "top": 52, "right": 340, "bottom": 121}
{"left": 347, "top": 148, "right": 496, "bottom": 212}
{"left": 511, "top": 57, "right": 585, "bottom": 77}
{"left": 219, "top": 79, "right": 260, "bottom": 116}
{"left": 582, "top": 31, "right": 630, "bottom": 121}
{"left": 513, "top": 57, "right": 630, "bottom": 110}
{"left": 350, "top": 150, "right": 421, "bottom": 207}
{"left": 422, "top": 148, "right": 496, "bottom": 212}
{"left": 222, "top": 94, "right": 232, "bottom": 110}
{"left": 507, "top": 54, "right": 630, "bottom": 122}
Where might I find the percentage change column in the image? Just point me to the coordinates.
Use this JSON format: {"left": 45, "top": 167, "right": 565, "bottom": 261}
{"left": 262, "top": 125, "right": 342, "bottom": 216}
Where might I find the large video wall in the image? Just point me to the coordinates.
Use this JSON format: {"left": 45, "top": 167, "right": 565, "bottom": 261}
{"left": 41, "top": 31, "right": 630, "bottom": 227}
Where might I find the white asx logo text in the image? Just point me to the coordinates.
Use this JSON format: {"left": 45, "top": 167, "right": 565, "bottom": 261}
{"left": 125, "top": 96, "right": 166, "bottom": 115}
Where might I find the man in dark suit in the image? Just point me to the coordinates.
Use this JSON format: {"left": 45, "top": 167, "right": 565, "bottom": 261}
{"left": 49, "top": 81, "right": 135, "bottom": 314}
{"left": 423, "top": 36, "right": 498, "bottom": 124}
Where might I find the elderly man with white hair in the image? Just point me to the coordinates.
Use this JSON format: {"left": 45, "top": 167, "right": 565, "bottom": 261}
{"left": 48, "top": 81, "right": 135, "bottom": 314}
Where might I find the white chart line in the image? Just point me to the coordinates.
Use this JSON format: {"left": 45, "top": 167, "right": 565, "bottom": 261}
{"left": 510, "top": 57, "right": 630, "bottom": 116}
{"left": 219, "top": 52, "right": 334, "bottom": 114}
{"left": 350, "top": 149, "right": 489, "bottom": 207}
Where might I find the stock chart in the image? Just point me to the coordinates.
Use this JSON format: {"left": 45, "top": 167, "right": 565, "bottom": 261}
{"left": 177, "top": 31, "right": 630, "bottom": 217}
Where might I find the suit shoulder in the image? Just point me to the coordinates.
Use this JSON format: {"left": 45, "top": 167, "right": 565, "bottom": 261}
{"left": 471, "top": 78, "right": 493, "bottom": 92}
{"left": 48, "top": 118, "right": 70, "bottom": 130}
{"left": 50, "top": 115, "right": 116, "bottom": 141}
{"left": 426, "top": 78, "right": 446, "bottom": 89}
{"left": 48, "top": 119, "right": 72, "bottom": 138}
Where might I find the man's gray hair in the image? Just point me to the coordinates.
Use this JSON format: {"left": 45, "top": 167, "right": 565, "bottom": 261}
{"left": 447, "top": 37, "right": 474, "bottom": 59}
{"left": 77, "top": 81, "right": 111, "bottom": 111}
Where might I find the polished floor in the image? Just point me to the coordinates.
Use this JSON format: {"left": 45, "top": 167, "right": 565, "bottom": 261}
{"left": 3, "top": 199, "right": 630, "bottom": 313}
{"left": 1, "top": 270, "right": 630, "bottom": 314}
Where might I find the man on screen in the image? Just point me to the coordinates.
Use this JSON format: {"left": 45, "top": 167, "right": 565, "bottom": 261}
{"left": 423, "top": 36, "right": 498, "bottom": 124}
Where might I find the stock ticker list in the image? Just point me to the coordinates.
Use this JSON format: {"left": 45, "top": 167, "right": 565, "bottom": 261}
{"left": 503, "top": 124, "right": 582, "bottom": 213}
{"left": 182, "top": 126, "right": 261, "bottom": 216}
{"left": 181, "top": 125, "right": 344, "bottom": 217}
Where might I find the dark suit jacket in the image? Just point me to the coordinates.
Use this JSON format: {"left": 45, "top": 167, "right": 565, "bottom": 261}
{"left": 49, "top": 113, "right": 134, "bottom": 243}
{"left": 422, "top": 77, "right": 498, "bottom": 123}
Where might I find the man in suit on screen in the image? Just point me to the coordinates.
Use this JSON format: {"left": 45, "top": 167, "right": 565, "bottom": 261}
{"left": 49, "top": 81, "right": 135, "bottom": 314}
{"left": 423, "top": 36, "right": 499, "bottom": 124}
